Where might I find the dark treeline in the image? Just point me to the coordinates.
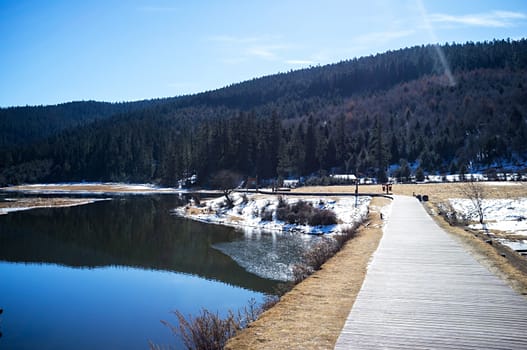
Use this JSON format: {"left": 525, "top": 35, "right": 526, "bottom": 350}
{"left": 0, "top": 99, "right": 173, "bottom": 149}
{"left": 1, "top": 39, "right": 526, "bottom": 186}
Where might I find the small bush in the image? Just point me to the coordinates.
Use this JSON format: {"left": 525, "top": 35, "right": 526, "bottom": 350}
{"left": 260, "top": 208, "right": 273, "bottom": 221}
{"left": 158, "top": 299, "right": 262, "bottom": 350}
{"left": 292, "top": 263, "right": 313, "bottom": 283}
{"left": 241, "top": 194, "right": 249, "bottom": 205}
{"left": 192, "top": 194, "right": 201, "bottom": 207}
{"left": 260, "top": 294, "right": 280, "bottom": 311}
{"left": 308, "top": 209, "right": 337, "bottom": 226}
{"left": 303, "top": 238, "right": 339, "bottom": 271}
{"left": 163, "top": 309, "right": 239, "bottom": 350}
{"left": 438, "top": 202, "right": 469, "bottom": 226}
{"left": 277, "top": 196, "right": 287, "bottom": 208}
{"left": 288, "top": 200, "right": 314, "bottom": 224}
{"left": 292, "top": 224, "right": 360, "bottom": 284}
{"left": 276, "top": 200, "right": 337, "bottom": 226}
{"left": 334, "top": 226, "right": 358, "bottom": 249}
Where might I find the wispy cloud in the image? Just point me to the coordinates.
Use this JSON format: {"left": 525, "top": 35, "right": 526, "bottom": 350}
{"left": 209, "top": 35, "right": 290, "bottom": 62}
{"left": 429, "top": 10, "right": 527, "bottom": 28}
{"left": 246, "top": 44, "right": 288, "bottom": 60}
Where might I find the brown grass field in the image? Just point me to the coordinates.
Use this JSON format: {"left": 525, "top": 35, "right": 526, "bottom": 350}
{"left": 294, "top": 181, "right": 527, "bottom": 200}
{"left": 227, "top": 182, "right": 527, "bottom": 349}
{"left": 226, "top": 197, "right": 390, "bottom": 349}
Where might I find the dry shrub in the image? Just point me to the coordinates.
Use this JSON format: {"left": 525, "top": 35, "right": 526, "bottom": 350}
{"left": 292, "top": 224, "right": 359, "bottom": 283}
{"left": 276, "top": 200, "right": 311, "bottom": 224}
{"left": 241, "top": 194, "right": 249, "bottom": 205}
{"left": 260, "top": 208, "right": 273, "bottom": 221}
{"left": 308, "top": 209, "right": 337, "bottom": 226}
{"left": 277, "top": 196, "right": 287, "bottom": 208}
{"left": 334, "top": 225, "right": 358, "bottom": 249}
{"left": 166, "top": 309, "right": 239, "bottom": 350}
{"left": 303, "top": 238, "right": 339, "bottom": 270}
{"left": 437, "top": 202, "right": 469, "bottom": 226}
{"left": 260, "top": 294, "right": 280, "bottom": 311}
{"left": 156, "top": 299, "right": 263, "bottom": 350}
{"left": 292, "top": 263, "right": 313, "bottom": 284}
{"left": 276, "top": 200, "right": 337, "bottom": 226}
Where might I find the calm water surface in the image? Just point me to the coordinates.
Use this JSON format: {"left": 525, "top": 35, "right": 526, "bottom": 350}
{"left": 0, "top": 195, "right": 283, "bottom": 349}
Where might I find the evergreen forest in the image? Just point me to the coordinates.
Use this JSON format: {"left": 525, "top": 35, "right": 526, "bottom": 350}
{"left": 1, "top": 39, "right": 526, "bottom": 186}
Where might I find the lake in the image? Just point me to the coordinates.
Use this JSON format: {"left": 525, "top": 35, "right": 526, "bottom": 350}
{"left": 0, "top": 194, "right": 293, "bottom": 349}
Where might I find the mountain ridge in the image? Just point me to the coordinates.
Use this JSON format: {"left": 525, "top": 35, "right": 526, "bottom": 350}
{"left": 1, "top": 39, "right": 526, "bottom": 186}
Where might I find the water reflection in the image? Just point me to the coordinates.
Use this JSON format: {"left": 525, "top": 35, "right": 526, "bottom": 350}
{"left": 0, "top": 195, "right": 279, "bottom": 293}
{"left": 0, "top": 261, "right": 263, "bottom": 350}
{"left": 0, "top": 195, "right": 283, "bottom": 349}
{"left": 214, "top": 229, "right": 319, "bottom": 281}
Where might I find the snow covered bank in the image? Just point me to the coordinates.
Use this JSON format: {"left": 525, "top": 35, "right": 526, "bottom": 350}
{"left": 174, "top": 192, "right": 371, "bottom": 281}
{"left": 448, "top": 198, "right": 527, "bottom": 251}
{"left": 0, "top": 198, "right": 110, "bottom": 215}
{"left": 174, "top": 192, "right": 371, "bottom": 235}
{"left": 0, "top": 182, "right": 182, "bottom": 195}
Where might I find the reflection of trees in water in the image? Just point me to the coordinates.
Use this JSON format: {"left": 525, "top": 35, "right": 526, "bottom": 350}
{"left": 0, "top": 196, "right": 277, "bottom": 293}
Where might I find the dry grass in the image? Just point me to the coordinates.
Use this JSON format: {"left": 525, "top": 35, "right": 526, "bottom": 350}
{"left": 0, "top": 197, "right": 104, "bottom": 214}
{"left": 225, "top": 197, "right": 389, "bottom": 350}
{"left": 296, "top": 181, "right": 527, "bottom": 201}
{"left": 425, "top": 201, "right": 527, "bottom": 295}
{"left": 301, "top": 182, "right": 527, "bottom": 286}
{"left": 226, "top": 183, "right": 527, "bottom": 349}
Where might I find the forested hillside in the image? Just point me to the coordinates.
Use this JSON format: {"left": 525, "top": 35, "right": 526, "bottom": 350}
{"left": 1, "top": 39, "right": 526, "bottom": 186}
{"left": 0, "top": 99, "right": 171, "bottom": 149}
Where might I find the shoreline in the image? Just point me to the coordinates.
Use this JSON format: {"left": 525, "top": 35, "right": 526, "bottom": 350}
{"left": 0, "top": 197, "right": 110, "bottom": 215}
{"left": 0, "top": 182, "right": 184, "bottom": 195}
{"left": 173, "top": 192, "right": 371, "bottom": 236}
{"left": 226, "top": 184, "right": 527, "bottom": 348}
{"left": 225, "top": 197, "right": 391, "bottom": 349}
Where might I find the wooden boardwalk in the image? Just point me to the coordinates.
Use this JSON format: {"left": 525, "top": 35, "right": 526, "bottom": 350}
{"left": 335, "top": 196, "right": 527, "bottom": 350}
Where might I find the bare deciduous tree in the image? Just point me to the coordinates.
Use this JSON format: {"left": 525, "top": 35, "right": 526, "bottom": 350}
{"left": 460, "top": 180, "right": 486, "bottom": 225}
{"left": 210, "top": 170, "right": 242, "bottom": 208}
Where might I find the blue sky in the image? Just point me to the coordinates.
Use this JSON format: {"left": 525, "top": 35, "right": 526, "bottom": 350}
{"left": 1, "top": 0, "right": 526, "bottom": 107}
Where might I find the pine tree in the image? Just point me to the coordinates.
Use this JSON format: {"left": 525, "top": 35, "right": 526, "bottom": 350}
{"left": 370, "top": 116, "right": 389, "bottom": 182}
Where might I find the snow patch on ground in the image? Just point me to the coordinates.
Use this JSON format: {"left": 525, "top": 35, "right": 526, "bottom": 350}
{"left": 481, "top": 181, "right": 525, "bottom": 187}
{"left": 448, "top": 197, "right": 527, "bottom": 251}
{"left": 175, "top": 192, "right": 371, "bottom": 281}
{"left": 174, "top": 192, "right": 370, "bottom": 235}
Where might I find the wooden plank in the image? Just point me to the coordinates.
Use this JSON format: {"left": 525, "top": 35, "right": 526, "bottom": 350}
{"left": 335, "top": 196, "right": 527, "bottom": 350}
